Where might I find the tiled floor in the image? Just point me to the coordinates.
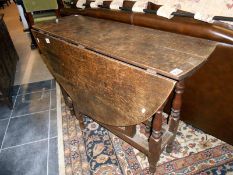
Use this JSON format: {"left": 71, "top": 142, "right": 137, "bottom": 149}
{"left": 0, "top": 3, "right": 53, "bottom": 85}
{"left": 0, "top": 2, "right": 59, "bottom": 175}
{"left": 0, "top": 80, "right": 58, "bottom": 175}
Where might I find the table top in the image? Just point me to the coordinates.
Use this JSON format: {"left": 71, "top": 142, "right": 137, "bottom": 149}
{"left": 33, "top": 15, "right": 217, "bottom": 80}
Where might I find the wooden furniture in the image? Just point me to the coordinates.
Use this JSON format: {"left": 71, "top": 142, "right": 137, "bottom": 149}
{"left": 0, "top": 14, "right": 19, "bottom": 108}
{"left": 32, "top": 15, "right": 216, "bottom": 172}
{"left": 60, "top": 3, "right": 233, "bottom": 145}
{"left": 23, "top": 0, "right": 59, "bottom": 26}
{"left": 22, "top": 0, "right": 60, "bottom": 48}
{"left": 0, "top": 2, "right": 3, "bottom": 9}
{"left": 0, "top": 0, "right": 9, "bottom": 9}
{"left": 62, "top": 0, "right": 78, "bottom": 8}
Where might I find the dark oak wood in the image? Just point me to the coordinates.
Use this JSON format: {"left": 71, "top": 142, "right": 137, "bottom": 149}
{"left": 106, "top": 125, "right": 136, "bottom": 137}
{"left": 101, "top": 122, "right": 150, "bottom": 155}
{"left": 31, "top": 15, "right": 216, "bottom": 173}
{"left": 33, "top": 15, "right": 216, "bottom": 80}
{"left": 166, "top": 81, "right": 185, "bottom": 153}
{"left": 0, "top": 14, "right": 18, "bottom": 108}
{"left": 180, "top": 44, "right": 233, "bottom": 145}
{"left": 148, "top": 107, "right": 164, "bottom": 172}
{"left": 59, "top": 7, "right": 233, "bottom": 144}
{"left": 60, "top": 85, "right": 75, "bottom": 115}
{"left": 32, "top": 30, "right": 176, "bottom": 126}
{"left": 73, "top": 102, "right": 85, "bottom": 130}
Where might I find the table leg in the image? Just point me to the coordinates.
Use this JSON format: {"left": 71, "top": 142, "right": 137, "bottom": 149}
{"left": 148, "top": 106, "right": 164, "bottom": 173}
{"left": 73, "top": 103, "right": 85, "bottom": 130}
{"left": 166, "top": 81, "right": 185, "bottom": 153}
{"left": 60, "top": 86, "right": 75, "bottom": 115}
{"left": 59, "top": 85, "right": 85, "bottom": 130}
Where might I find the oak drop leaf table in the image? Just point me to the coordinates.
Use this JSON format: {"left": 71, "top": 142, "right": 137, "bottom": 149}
{"left": 32, "top": 15, "right": 216, "bottom": 173}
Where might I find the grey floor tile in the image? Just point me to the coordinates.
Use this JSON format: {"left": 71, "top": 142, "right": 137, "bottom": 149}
{"left": 3, "top": 111, "right": 49, "bottom": 148}
{"left": 50, "top": 109, "right": 57, "bottom": 138}
{"left": 51, "top": 79, "right": 56, "bottom": 89}
{"left": 48, "top": 138, "right": 59, "bottom": 175}
{"left": 50, "top": 89, "right": 57, "bottom": 109}
{"left": 0, "top": 120, "right": 9, "bottom": 147}
{"left": 12, "top": 85, "right": 20, "bottom": 96}
{"left": 0, "top": 106, "right": 12, "bottom": 120}
{"left": 12, "top": 91, "right": 50, "bottom": 117}
{"left": 19, "top": 80, "right": 52, "bottom": 95}
{"left": 0, "top": 140, "right": 48, "bottom": 175}
{"left": 0, "top": 96, "right": 16, "bottom": 120}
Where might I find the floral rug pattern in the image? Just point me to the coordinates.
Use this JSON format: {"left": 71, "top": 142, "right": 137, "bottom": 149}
{"left": 61, "top": 103, "right": 233, "bottom": 175}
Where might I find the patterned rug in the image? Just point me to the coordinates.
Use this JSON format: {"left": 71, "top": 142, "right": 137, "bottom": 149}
{"left": 60, "top": 99, "right": 233, "bottom": 175}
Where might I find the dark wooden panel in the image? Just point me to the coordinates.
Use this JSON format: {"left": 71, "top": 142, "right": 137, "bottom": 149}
{"left": 32, "top": 30, "right": 176, "bottom": 126}
{"left": 0, "top": 14, "right": 18, "bottom": 108}
{"left": 181, "top": 44, "right": 233, "bottom": 145}
{"left": 0, "top": 17, "right": 18, "bottom": 79}
{"left": 32, "top": 15, "right": 216, "bottom": 80}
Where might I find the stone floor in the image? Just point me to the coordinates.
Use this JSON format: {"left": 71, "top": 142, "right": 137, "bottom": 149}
{"left": 0, "top": 2, "right": 59, "bottom": 175}
{"left": 0, "top": 80, "right": 58, "bottom": 175}
{"left": 0, "top": 2, "right": 53, "bottom": 85}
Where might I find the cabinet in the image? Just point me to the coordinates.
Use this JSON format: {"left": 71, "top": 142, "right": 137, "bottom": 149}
{"left": 0, "top": 14, "right": 18, "bottom": 108}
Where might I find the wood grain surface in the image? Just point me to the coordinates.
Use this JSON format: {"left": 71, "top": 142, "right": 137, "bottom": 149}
{"left": 32, "top": 30, "right": 176, "bottom": 126}
{"left": 0, "top": 14, "right": 18, "bottom": 108}
{"left": 32, "top": 15, "right": 216, "bottom": 80}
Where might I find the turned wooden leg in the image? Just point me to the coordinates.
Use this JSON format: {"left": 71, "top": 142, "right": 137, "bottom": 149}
{"left": 60, "top": 86, "right": 75, "bottom": 115}
{"left": 59, "top": 86, "right": 85, "bottom": 129}
{"left": 73, "top": 103, "right": 85, "bottom": 130}
{"left": 166, "top": 81, "right": 185, "bottom": 153}
{"left": 148, "top": 106, "right": 164, "bottom": 173}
